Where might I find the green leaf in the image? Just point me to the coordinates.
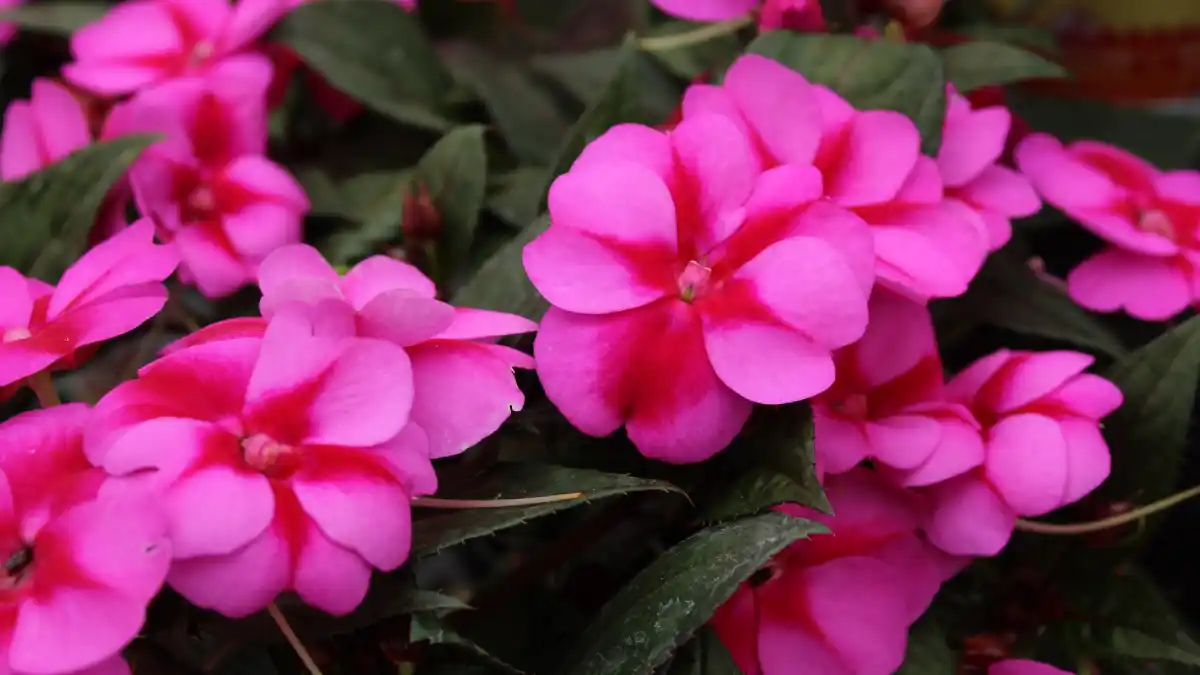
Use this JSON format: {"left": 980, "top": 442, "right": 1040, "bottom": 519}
{"left": 451, "top": 215, "right": 549, "bottom": 319}
{"left": 644, "top": 21, "right": 742, "bottom": 80}
{"left": 1098, "top": 315, "right": 1200, "bottom": 503}
{"left": 940, "top": 40, "right": 1066, "bottom": 93}
{"left": 897, "top": 617, "right": 955, "bottom": 675}
{"left": 275, "top": 0, "right": 455, "bottom": 132}
{"left": 563, "top": 512, "right": 825, "bottom": 675}
{"left": 411, "top": 614, "right": 526, "bottom": 675}
{"left": 0, "top": 135, "right": 157, "bottom": 282}
{"left": 412, "top": 463, "right": 684, "bottom": 557}
{"left": 313, "top": 169, "right": 413, "bottom": 265}
{"left": 488, "top": 167, "right": 549, "bottom": 228}
{"left": 662, "top": 628, "right": 741, "bottom": 675}
{"left": 747, "top": 32, "right": 947, "bottom": 154}
{"left": 0, "top": 2, "right": 106, "bottom": 35}
{"left": 414, "top": 125, "right": 488, "bottom": 282}
{"left": 441, "top": 44, "right": 570, "bottom": 165}
{"left": 934, "top": 248, "right": 1127, "bottom": 358}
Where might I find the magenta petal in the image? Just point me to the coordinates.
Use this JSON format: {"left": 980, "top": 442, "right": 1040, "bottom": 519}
{"left": 28, "top": 79, "right": 91, "bottom": 165}
{"left": 168, "top": 527, "right": 290, "bottom": 618}
{"left": 292, "top": 522, "right": 373, "bottom": 615}
{"left": 9, "top": 587, "right": 147, "bottom": 674}
{"left": 701, "top": 317, "right": 833, "bottom": 405}
{"left": 801, "top": 556, "right": 910, "bottom": 675}
{"left": 436, "top": 308, "right": 538, "bottom": 340}
{"left": 923, "top": 474, "right": 1016, "bottom": 557}
{"left": 341, "top": 255, "right": 436, "bottom": 305}
{"left": 293, "top": 470, "right": 413, "bottom": 570}
{"left": 670, "top": 114, "right": 758, "bottom": 251}
{"left": 852, "top": 287, "right": 938, "bottom": 389}
{"left": 1058, "top": 418, "right": 1112, "bottom": 505}
{"left": 302, "top": 338, "right": 415, "bottom": 447}
{"left": 987, "top": 351, "right": 1094, "bottom": 414}
{"left": 723, "top": 54, "right": 822, "bottom": 167}
{"left": 827, "top": 111, "right": 920, "bottom": 207}
{"left": 1043, "top": 373, "right": 1123, "bottom": 419}
{"left": 790, "top": 202, "right": 875, "bottom": 296}
{"left": 937, "top": 106, "right": 1009, "bottom": 187}
{"left": 1068, "top": 248, "right": 1192, "bottom": 321}
{"left": 893, "top": 410, "right": 985, "bottom": 487}
{"left": 865, "top": 415, "right": 941, "bottom": 469}
{"left": 0, "top": 101, "right": 39, "bottom": 180}
{"left": 757, "top": 616, "right": 851, "bottom": 675}
{"left": 0, "top": 266, "right": 32, "bottom": 329}
{"left": 356, "top": 292, "right": 456, "bottom": 347}
{"left": 65, "top": 1, "right": 183, "bottom": 95}
{"left": 221, "top": 0, "right": 289, "bottom": 52}
{"left": 984, "top": 413, "right": 1069, "bottom": 516}
{"left": 648, "top": 0, "right": 759, "bottom": 21}
{"left": 570, "top": 123, "right": 673, "bottom": 179}
{"left": 813, "top": 409, "right": 871, "bottom": 476}
{"left": 167, "top": 466, "right": 274, "bottom": 558}
{"left": 957, "top": 165, "right": 1041, "bottom": 218}
{"left": 548, "top": 160, "right": 679, "bottom": 249}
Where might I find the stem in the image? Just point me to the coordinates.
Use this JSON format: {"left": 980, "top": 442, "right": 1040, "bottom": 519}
{"left": 412, "top": 493, "right": 585, "bottom": 509}
{"left": 267, "top": 602, "right": 323, "bottom": 675}
{"left": 1015, "top": 484, "right": 1200, "bottom": 535}
{"left": 638, "top": 15, "right": 754, "bottom": 52}
{"left": 28, "top": 371, "right": 60, "bottom": 407}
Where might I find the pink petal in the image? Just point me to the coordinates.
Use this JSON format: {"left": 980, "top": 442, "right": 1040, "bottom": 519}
{"left": 0, "top": 266, "right": 32, "bottom": 329}
{"left": 945, "top": 349, "right": 1012, "bottom": 408}
{"left": 407, "top": 340, "right": 525, "bottom": 459}
{"left": 356, "top": 292, "right": 456, "bottom": 347}
{"left": 826, "top": 111, "right": 920, "bottom": 207}
{"left": 0, "top": 101, "right": 39, "bottom": 180}
{"left": 681, "top": 85, "right": 749, "bottom": 148}
{"left": 1041, "top": 373, "right": 1123, "bottom": 419}
{"left": 985, "top": 351, "right": 1095, "bottom": 414}
{"left": 221, "top": 203, "right": 304, "bottom": 259}
{"left": 222, "top": 154, "right": 309, "bottom": 211}
{"left": 373, "top": 423, "right": 438, "bottom": 496}
{"left": 1015, "top": 133, "right": 1125, "bottom": 210}
{"left": 956, "top": 165, "right": 1041, "bottom": 218}
{"left": 865, "top": 415, "right": 942, "bottom": 469}
{"left": 712, "top": 164, "right": 824, "bottom": 272}
{"left": 670, "top": 114, "right": 758, "bottom": 252}
{"left": 221, "top": 0, "right": 289, "bottom": 52}
{"left": 813, "top": 409, "right": 871, "bottom": 476}
{"left": 292, "top": 521, "right": 373, "bottom": 615}
{"left": 570, "top": 123, "right": 673, "bottom": 179}
{"left": 341, "top": 255, "right": 436, "bottom": 305}
{"left": 984, "top": 413, "right": 1069, "bottom": 516}
{"left": 258, "top": 245, "right": 344, "bottom": 314}
{"left": 549, "top": 161, "right": 678, "bottom": 250}
{"left": 28, "top": 79, "right": 91, "bottom": 165}
{"left": 891, "top": 408, "right": 985, "bottom": 487}
{"left": 65, "top": 2, "right": 183, "bottom": 95}
{"left": 168, "top": 526, "right": 290, "bottom": 617}
{"left": 74, "top": 656, "right": 132, "bottom": 675}
{"left": 48, "top": 219, "right": 177, "bottom": 320}
{"left": 9, "top": 587, "right": 147, "bottom": 674}
{"left": 293, "top": 470, "right": 413, "bottom": 570}
{"left": 923, "top": 474, "right": 1016, "bottom": 556}
{"left": 174, "top": 223, "right": 255, "bottom": 298}
{"left": 648, "top": 0, "right": 759, "bottom": 21}
{"left": 711, "top": 588, "right": 763, "bottom": 675}
{"left": 1155, "top": 171, "right": 1200, "bottom": 204}
{"left": 757, "top": 617, "right": 851, "bottom": 675}
{"left": 872, "top": 535, "right": 949, "bottom": 621}
{"left": 977, "top": 209, "right": 1014, "bottom": 252}
{"left": 790, "top": 202, "right": 875, "bottom": 296}
{"left": 203, "top": 54, "right": 274, "bottom": 156}
{"left": 851, "top": 287, "right": 938, "bottom": 389}
{"left": 700, "top": 319, "right": 832, "bottom": 405}
{"left": 812, "top": 467, "right": 922, "bottom": 536}
{"left": 801, "top": 556, "right": 910, "bottom": 675}
{"left": 937, "top": 106, "right": 1009, "bottom": 187}
{"left": 870, "top": 201, "right": 989, "bottom": 300}
{"left": 723, "top": 54, "right": 822, "bottom": 167}
{"left": 167, "top": 466, "right": 274, "bottom": 558}
{"left": 436, "top": 308, "right": 539, "bottom": 340}
{"left": 1068, "top": 248, "right": 1192, "bottom": 321}
{"left": 1058, "top": 418, "right": 1111, "bottom": 505}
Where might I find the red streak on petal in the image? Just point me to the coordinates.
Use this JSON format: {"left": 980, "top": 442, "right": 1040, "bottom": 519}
{"left": 190, "top": 93, "right": 236, "bottom": 167}
{"left": 243, "top": 376, "right": 321, "bottom": 447}
{"left": 270, "top": 482, "right": 308, "bottom": 572}
{"left": 295, "top": 444, "right": 398, "bottom": 485}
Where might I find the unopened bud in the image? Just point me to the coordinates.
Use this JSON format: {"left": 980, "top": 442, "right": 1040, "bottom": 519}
{"left": 402, "top": 181, "right": 441, "bottom": 243}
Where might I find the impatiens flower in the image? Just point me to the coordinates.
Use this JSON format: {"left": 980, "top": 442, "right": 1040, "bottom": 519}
{"left": 650, "top": 0, "right": 824, "bottom": 32}
{"left": 937, "top": 86, "right": 1040, "bottom": 251}
{"left": 923, "top": 350, "right": 1123, "bottom": 556}
{"left": 683, "top": 54, "right": 989, "bottom": 301}
{"left": 1016, "top": 133, "right": 1200, "bottom": 321}
{"left": 523, "top": 113, "right": 873, "bottom": 462}
{"left": 0, "top": 79, "right": 90, "bottom": 181}
{"left": 0, "top": 219, "right": 178, "bottom": 390}
{"left": 814, "top": 288, "right": 983, "bottom": 486}
{"left": 86, "top": 308, "right": 436, "bottom": 617}
{"left": 64, "top": 0, "right": 287, "bottom": 96}
{"left": 178, "top": 244, "right": 537, "bottom": 459}
{"left": 263, "top": 44, "right": 362, "bottom": 123}
{"left": 991, "top": 660, "right": 1073, "bottom": 675}
{"left": 711, "top": 469, "right": 960, "bottom": 675}
{"left": 0, "top": 404, "right": 170, "bottom": 675}
{"left": 107, "top": 55, "right": 308, "bottom": 298}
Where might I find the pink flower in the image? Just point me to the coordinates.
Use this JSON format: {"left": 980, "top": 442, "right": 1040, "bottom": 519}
{"left": 650, "top": 0, "right": 824, "bottom": 32}
{"left": 0, "top": 219, "right": 178, "bottom": 390}
{"left": 683, "top": 54, "right": 990, "bottom": 301}
{"left": 64, "top": 0, "right": 287, "bottom": 96}
{"left": 0, "top": 0, "right": 21, "bottom": 45}
{"left": 0, "top": 79, "right": 91, "bottom": 181}
{"left": 923, "top": 350, "right": 1123, "bottom": 556}
{"left": 107, "top": 55, "right": 308, "bottom": 298}
{"left": 188, "top": 244, "right": 536, "bottom": 459}
{"left": 86, "top": 308, "right": 436, "bottom": 617}
{"left": 1016, "top": 133, "right": 1200, "bottom": 321}
{"left": 711, "top": 469, "right": 960, "bottom": 675}
{"left": 990, "top": 660, "right": 1072, "bottom": 675}
{"left": 523, "top": 113, "right": 873, "bottom": 462}
{"left": 814, "top": 288, "right": 983, "bottom": 485}
{"left": 0, "top": 404, "right": 170, "bottom": 675}
{"left": 937, "top": 86, "right": 1040, "bottom": 251}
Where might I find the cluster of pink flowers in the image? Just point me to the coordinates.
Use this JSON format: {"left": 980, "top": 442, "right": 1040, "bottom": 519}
{"left": 524, "top": 53, "right": 1118, "bottom": 674}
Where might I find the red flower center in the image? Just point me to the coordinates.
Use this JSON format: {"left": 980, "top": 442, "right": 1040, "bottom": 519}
{"left": 241, "top": 433, "right": 301, "bottom": 480}
{"left": 677, "top": 260, "right": 714, "bottom": 303}
{"left": 1138, "top": 208, "right": 1176, "bottom": 241}
{"left": 0, "top": 544, "right": 32, "bottom": 593}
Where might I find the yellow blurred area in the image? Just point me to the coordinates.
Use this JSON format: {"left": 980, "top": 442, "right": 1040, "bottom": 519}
{"left": 988, "top": 0, "right": 1200, "bottom": 29}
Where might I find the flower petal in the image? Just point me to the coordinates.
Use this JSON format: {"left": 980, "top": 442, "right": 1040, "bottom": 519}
{"left": 723, "top": 53, "right": 822, "bottom": 167}
{"left": 923, "top": 474, "right": 1016, "bottom": 557}
{"left": 984, "top": 413, "right": 1068, "bottom": 516}
{"left": 168, "top": 527, "right": 290, "bottom": 617}
{"left": 1067, "top": 248, "right": 1192, "bottom": 321}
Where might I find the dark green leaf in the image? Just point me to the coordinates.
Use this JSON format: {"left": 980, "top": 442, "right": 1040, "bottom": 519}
{"left": 1098, "top": 315, "right": 1200, "bottom": 503}
{"left": 940, "top": 40, "right": 1066, "bottom": 93}
{"left": 0, "top": 135, "right": 156, "bottom": 282}
{"left": 935, "top": 248, "right": 1127, "bottom": 358}
{"left": 897, "top": 617, "right": 955, "bottom": 675}
{"left": 0, "top": 2, "right": 106, "bottom": 35}
{"left": 451, "top": 215, "right": 549, "bottom": 319}
{"left": 488, "top": 167, "right": 548, "bottom": 228}
{"left": 441, "top": 44, "right": 570, "bottom": 165}
{"left": 275, "top": 0, "right": 455, "bottom": 132}
{"left": 412, "top": 463, "right": 684, "bottom": 557}
{"left": 531, "top": 49, "right": 623, "bottom": 105}
{"left": 747, "top": 32, "right": 947, "bottom": 154}
{"left": 953, "top": 24, "right": 1060, "bottom": 54}
{"left": 414, "top": 125, "right": 488, "bottom": 281}
{"left": 563, "top": 512, "right": 825, "bottom": 675}
{"left": 663, "top": 628, "right": 741, "bottom": 675}
{"left": 412, "top": 614, "right": 526, "bottom": 675}
{"left": 317, "top": 169, "right": 413, "bottom": 265}
{"left": 643, "top": 21, "right": 742, "bottom": 80}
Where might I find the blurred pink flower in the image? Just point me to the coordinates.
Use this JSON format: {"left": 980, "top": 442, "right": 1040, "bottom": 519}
{"left": 923, "top": 350, "right": 1123, "bottom": 556}
{"left": 0, "top": 79, "right": 91, "bottom": 180}
{"left": 991, "top": 660, "right": 1072, "bottom": 675}
{"left": 712, "top": 469, "right": 961, "bottom": 675}
{"left": 179, "top": 244, "right": 537, "bottom": 459}
{"left": 263, "top": 44, "right": 362, "bottom": 123}
{"left": 86, "top": 308, "right": 434, "bottom": 617}
{"left": 64, "top": 0, "right": 288, "bottom": 96}
{"left": 814, "top": 288, "right": 983, "bottom": 485}
{"left": 0, "top": 220, "right": 177, "bottom": 390}
{"left": 938, "top": 86, "right": 1040, "bottom": 251}
{"left": 650, "top": 0, "right": 824, "bottom": 31}
{"left": 523, "top": 113, "right": 873, "bottom": 463}
{"left": 107, "top": 55, "right": 308, "bottom": 299}
{"left": 0, "top": 404, "right": 170, "bottom": 675}
{"left": 1017, "top": 133, "right": 1200, "bottom": 321}
{"left": 0, "top": 0, "right": 22, "bottom": 45}
{"left": 683, "top": 54, "right": 990, "bottom": 301}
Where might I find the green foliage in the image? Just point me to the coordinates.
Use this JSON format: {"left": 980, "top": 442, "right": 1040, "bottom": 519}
{"left": 896, "top": 617, "right": 955, "bottom": 675}
{"left": 412, "top": 124, "right": 489, "bottom": 285}
{"left": 0, "top": 135, "right": 156, "bottom": 282}
{"left": 940, "top": 40, "right": 1066, "bottom": 93}
{"left": 661, "top": 628, "right": 742, "bottom": 675}
{"left": 0, "top": 1, "right": 107, "bottom": 35}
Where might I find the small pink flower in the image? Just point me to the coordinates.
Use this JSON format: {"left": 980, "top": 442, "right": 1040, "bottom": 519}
{"left": 923, "top": 350, "right": 1123, "bottom": 556}
{"left": 649, "top": 0, "right": 823, "bottom": 31}
{"left": 759, "top": 0, "right": 824, "bottom": 31}
{"left": 683, "top": 54, "right": 989, "bottom": 301}
{"left": 814, "top": 288, "right": 983, "bottom": 485}
{"left": 0, "top": 0, "right": 22, "bottom": 45}
{"left": 712, "top": 469, "right": 960, "bottom": 675}
{"left": 0, "top": 404, "right": 170, "bottom": 675}
{"left": 1016, "top": 133, "right": 1200, "bottom": 321}
{"left": 64, "top": 0, "right": 288, "bottom": 96}
{"left": 86, "top": 308, "right": 435, "bottom": 617}
{"left": 0, "top": 219, "right": 178, "bottom": 389}
{"left": 0, "top": 79, "right": 91, "bottom": 181}
{"left": 990, "top": 660, "right": 1072, "bottom": 675}
{"left": 192, "top": 244, "right": 536, "bottom": 459}
{"left": 937, "top": 86, "right": 1040, "bottom": 251}
{"left": 107, "top": 55, "right": 308, "bottom": 298}
{"left": 523, "top": 113, "right": 873, "bottom": 462}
